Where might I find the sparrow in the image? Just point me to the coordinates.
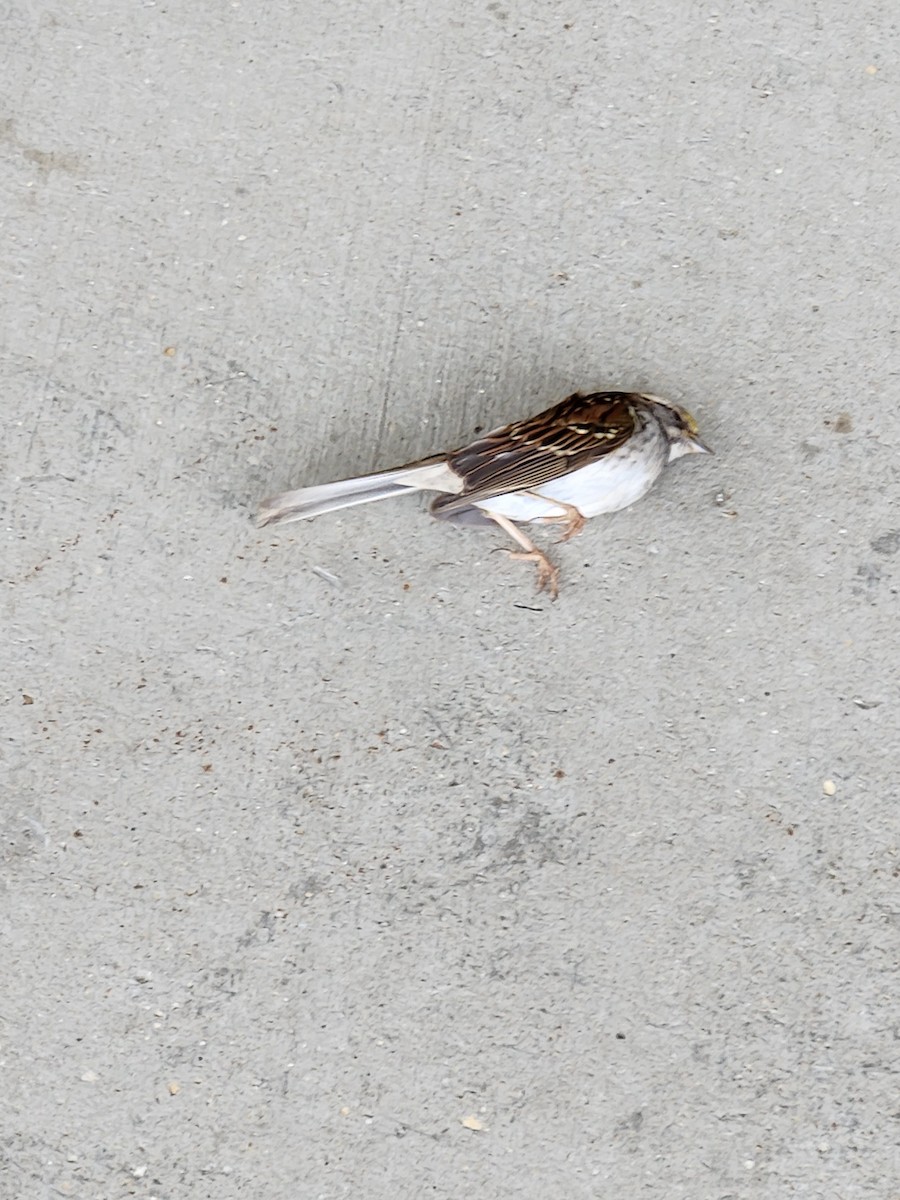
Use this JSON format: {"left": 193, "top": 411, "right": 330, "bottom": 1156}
{"left": 258, "top": 390, "right": 712, "bottom": 597}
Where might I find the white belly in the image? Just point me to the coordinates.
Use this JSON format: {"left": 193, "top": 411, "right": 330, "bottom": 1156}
{"left": 473, "top": 442, "right": 668, "bottom": 525}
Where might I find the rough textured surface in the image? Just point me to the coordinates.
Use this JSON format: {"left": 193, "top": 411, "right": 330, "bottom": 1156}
{"left": 2, "top": 2, "right": 898, "bottom": 1196}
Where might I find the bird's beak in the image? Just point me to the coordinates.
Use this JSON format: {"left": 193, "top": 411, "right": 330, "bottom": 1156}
{"left": 689, "top": 434, "right": 713, "bottom": 455}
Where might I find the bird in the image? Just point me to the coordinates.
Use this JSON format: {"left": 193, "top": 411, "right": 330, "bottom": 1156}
{"left": 258, "top": 390, "right": 712, "bottom": 597}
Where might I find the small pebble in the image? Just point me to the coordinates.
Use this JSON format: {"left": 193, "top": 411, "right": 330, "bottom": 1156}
{"left": 823, "top": 780, "right": 836, "bottom": 796}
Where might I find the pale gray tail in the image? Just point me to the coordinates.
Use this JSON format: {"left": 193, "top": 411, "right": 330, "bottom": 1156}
{"left": 257, "top": 459, "right": 458, "bottom": 527}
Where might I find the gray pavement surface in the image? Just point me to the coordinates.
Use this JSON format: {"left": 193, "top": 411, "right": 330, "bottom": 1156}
{"left": 3, "top": 2, "right": 899, "bottom": 1197}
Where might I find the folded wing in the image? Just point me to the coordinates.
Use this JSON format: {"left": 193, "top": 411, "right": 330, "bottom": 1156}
{"left": 432, "top": 391, "right": 638, "bottom": 516}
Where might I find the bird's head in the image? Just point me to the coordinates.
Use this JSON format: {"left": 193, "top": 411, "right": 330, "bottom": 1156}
{"left": 639, "top": 394, "right": 713, "bottom": 461}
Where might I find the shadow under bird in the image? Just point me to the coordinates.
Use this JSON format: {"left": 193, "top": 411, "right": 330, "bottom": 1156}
{"left": 258, "top": 390, "right": 712, "bottom": 597}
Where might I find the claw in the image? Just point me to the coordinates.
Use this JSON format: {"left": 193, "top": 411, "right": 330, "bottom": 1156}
{"left": 554, "top": 510, "right": 586, "bottom": 543}
{"left": 531, "top": 496, "right": 586, "bottom": 542}
{"left": 483, "top": 509, "right": 562, "bottom": 599}
{"left": 506, "top": 549, "right": 560, "bottom": 599}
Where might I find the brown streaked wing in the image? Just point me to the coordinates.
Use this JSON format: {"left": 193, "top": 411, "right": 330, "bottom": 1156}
{"left": 433, "top": 391, "right": 638, "bottom": 514}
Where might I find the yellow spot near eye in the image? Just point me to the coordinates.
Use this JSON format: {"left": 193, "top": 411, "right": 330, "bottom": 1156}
{"left": 680, "top": 410, "right": 701, "bottom": 436}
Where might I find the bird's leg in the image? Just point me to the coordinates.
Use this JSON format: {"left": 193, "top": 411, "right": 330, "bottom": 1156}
{"left": 485, "top": 511, "right": 560, "bottom": 599}
{"left": 524, "top": 493, "right": 587, "bottom": 542}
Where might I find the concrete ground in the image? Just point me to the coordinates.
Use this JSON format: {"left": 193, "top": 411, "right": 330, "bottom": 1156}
{"left": 3, "top": 2, "right": 898, "bottom": 1196}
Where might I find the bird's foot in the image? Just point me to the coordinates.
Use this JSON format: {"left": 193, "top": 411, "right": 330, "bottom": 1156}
{"left": 532, "top": 498, "right": 586, "bottom": 543}
{"left": 505, "top": 548, "right": 560, "bottom": 599}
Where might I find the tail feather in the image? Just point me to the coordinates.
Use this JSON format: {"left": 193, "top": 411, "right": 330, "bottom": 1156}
{"left": 257, "top": 459, "right": 458, "bottom": 527}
